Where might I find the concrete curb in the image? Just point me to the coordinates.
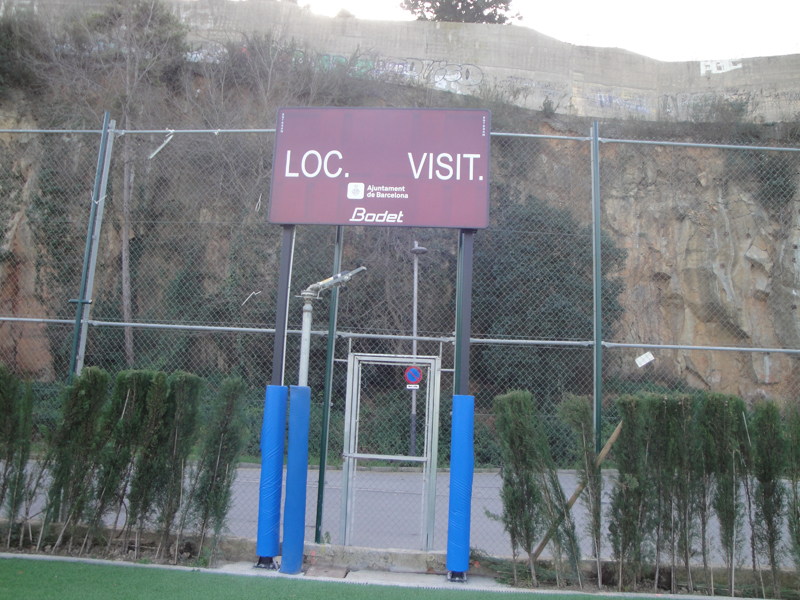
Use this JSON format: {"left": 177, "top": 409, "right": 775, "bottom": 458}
{"left": 305, "top": 542, "right": 447, "bottom": 573}
{"left": 218, "top": 538, "right": 447, "bottom": 573}
{"left": 235, "top": 463, "right": 504, "bottom": 474}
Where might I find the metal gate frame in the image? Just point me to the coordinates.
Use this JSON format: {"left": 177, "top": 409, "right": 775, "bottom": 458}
{"left": 340, "top": 353, "right": 442, "bottom": 550}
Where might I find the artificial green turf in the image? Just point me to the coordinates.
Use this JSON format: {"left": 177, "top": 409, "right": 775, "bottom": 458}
{"left": 0, "top": 557, "right": 627, "bottom": 600}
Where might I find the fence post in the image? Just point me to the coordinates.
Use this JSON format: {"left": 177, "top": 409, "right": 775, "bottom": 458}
{"left": 68, "top": 111, "right": 112, "bottom": 380}
{"left": 271, "top": 225, "right": 296, "bottom": 386}
{"left": 454, "top": 229, "right": 475, "bottom": 395}
{"left": 446, "top": 394, "right": 474, "bottom": 581}
{"left": 314, "top": 224, "right": 344, "bottom": 544}
{"left": 256, "top": 384, "right": 288, "bottom": 569}
{"left": 590, "top": 121, "right": 603, "bottom": 454}
{"left": 75, "top": 118, "right": 116, "bottom": 375}
{"left": 281, "top": 385, "right": 311, "bottom": 575}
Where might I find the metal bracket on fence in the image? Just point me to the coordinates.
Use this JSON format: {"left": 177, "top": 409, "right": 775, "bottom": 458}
{"left": 341, "top": 452, "right": 427, "bottom": 463}
{"left": 148, "top": 131, "right": 174, "bottom": 159}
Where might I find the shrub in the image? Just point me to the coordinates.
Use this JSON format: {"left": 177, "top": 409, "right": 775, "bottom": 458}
{"left": 90, "top": 370, "right": 153, "bottom": 554}
{"left": 557, "top": 394, "right": 601, "bottom": 588}
{"left": 156, "top": 371, "right": 202, "bottom": 558}
{"left": 752, "top": 399, "right": 786, "bottom": 597}
{"left": 494, "top": 390, "right": 546, "bottom": 586}
{"left": 190, "top": 376, "right": 247, "bottom": 562}
{"left": 46, "top": 367, "right": 110, "bottom": 551}
{"left": 0, "top": 365, "right": 33, "bottom": 548}
{"left": 700, "top": 393, "right": 748, "bottom": 595}
{"left": 608, "top": 395, "right": 652, "bottom": 590}
{"left": 788, "top": 399, "right": 800, "bottom": 570}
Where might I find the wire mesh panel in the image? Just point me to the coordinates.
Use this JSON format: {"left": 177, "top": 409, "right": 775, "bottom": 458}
{"left": 471, "top": 134, "right": 595, "bottom": 475}
{"left": 352, "top": 361, "right": 430, "bottom": 460}
{"left": 0, "top": 131, "right": 103, "bottom": 388}
{"left": 599, "top": 139, "right": 800, "bottom": 401}
{"left": 6, "top": 123, "right": 800, "bottom": 570}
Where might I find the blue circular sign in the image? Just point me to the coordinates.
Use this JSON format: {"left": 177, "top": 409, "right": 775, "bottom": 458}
{"left": 404, "top": 366, "right": 423, "bottom": 385}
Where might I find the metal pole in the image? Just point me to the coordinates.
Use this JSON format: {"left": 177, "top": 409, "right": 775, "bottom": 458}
{"left": 412, "top": 251, "right": 418, "bottom": 456}
{"left": 315, "top": 225, "right": 344, "bottom": 543}
{"left": 271, "top": 225, "right": 296, "bottom": 386}
{"left": 297, "top": 268, "right": 365, "bottom": 391}
{"left": 453, "top": 230, "right": 475, "bottom": 396}
{"left": 298, "top": 290, "right": 315, "bottom": 387}
{"left": 410, "top": 241, "right": 427, "bottom": 456}
{"left": 590, "top": 121, "right": 603, "bottom": 454}
{"left": 75, "top": 118, "right": 116, "bottom": 375}
{"left": 68, "top": 111, "right": 111, "bottom": 381}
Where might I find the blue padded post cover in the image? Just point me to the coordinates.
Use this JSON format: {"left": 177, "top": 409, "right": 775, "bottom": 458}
{"left": 447, "top": 394, "right": 475, "bottom": 573}
{"left": 256, "top": 385, "right": 288, "bottom": 558}
{"left": 279, "top": 385, "right": 311, "bottom": 574}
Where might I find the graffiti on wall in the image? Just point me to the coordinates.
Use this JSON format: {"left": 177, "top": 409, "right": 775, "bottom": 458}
{"left": 374, "top": 57, "right": 484, "bottom": 87}
{"left": 504, "top": 77, "right": 567, "bottom": 90}
{"left": 186, "top": 37, "right": 800, "bottom": 123}
{"left": 590, "top": 89, "right": 651, "bottom": 115}
{"left": 658, "top": 90, "right": 752, "bottom": 120}
{"left": 700, "top": 59, "right": 743, "bottom": 76}
{"left": 658, "top": 87, "right": 800, "bottom": 121}
{"left": 313, "top": 53, "right": 486, "bottom": 88}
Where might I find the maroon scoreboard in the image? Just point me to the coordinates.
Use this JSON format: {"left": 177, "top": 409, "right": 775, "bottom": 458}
{"left": 269, "top": 108, "right": 490, "bottom": 229}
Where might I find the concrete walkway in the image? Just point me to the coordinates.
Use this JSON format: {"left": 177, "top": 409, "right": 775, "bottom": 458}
{"left": 218, "top": 560, "right": 512, "bottom": 592}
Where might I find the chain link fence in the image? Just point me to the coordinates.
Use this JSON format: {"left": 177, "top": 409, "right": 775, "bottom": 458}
{"left": 3, "top": 122, "right": 800, "bottom": 560}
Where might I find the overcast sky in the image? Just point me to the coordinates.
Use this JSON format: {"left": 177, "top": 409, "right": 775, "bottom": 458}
{"left": 300, "top": 0, "right": 800, "bottom": 63}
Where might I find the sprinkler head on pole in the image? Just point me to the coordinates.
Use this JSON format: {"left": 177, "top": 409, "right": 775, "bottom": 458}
{"left": 411, "top": 241, "right": 428, "bottom": 255}
{"left": 303, "top": 266, "right": 367, "bottom": 298}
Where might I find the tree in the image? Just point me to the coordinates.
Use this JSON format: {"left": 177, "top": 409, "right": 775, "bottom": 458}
{"left": 788, "top": 399, "right": 800, "bottom": 571}
{"left": 78, "top": 0, "right": 188, "bottom": 366}
{"left": 45, "top": 367, "right": 110, "bottom": 552}
{"left": 156, "top": 371, "right": 202, "bottom": 560}
{"left": 473, "top": 189, "right": 627, "bottom": 405}
{"left": 90, "top": 370, "right": 153, "bottom": 556}
{"left": 190, "top": 376, "right": 247, "bottom": 562}
{"left": 751, "top": 400, "right": 786, "bottom": 597}
{"left": 400, "top": 0, "right": 520, "bottom": 24}
{"left": 608, "top": 395, "right": 653, "bottom": 591}
{"left": 494, "top": 390, "right": 547, "bottom": 586}
{"left": 670, "top": 395, "right": 701, "bottom": 594}
{"left": 700, "top": 393, "right": 748, "bottom": 596}
{"left": 558, "top": 394, "right": 603, "bottom": 589}
{"left": 0, "top": 14, "right": 45, "bottom": 98}
{"left": 644, "top": 394, "right": 678, "bottom": 594}
{"left": 126, "top": 371, "right": 171, "bottom": 559}
{"left": 0, "top": 365, "right": 33, "bottom": 549}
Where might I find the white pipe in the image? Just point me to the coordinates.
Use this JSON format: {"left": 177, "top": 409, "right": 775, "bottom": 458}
{"left": 298, "top": 290, "right": 315, "bottom": 387}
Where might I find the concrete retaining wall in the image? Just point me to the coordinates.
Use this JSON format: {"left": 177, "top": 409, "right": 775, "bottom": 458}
{"left": 6, "top": 0, "right": 800, "bottom": 122}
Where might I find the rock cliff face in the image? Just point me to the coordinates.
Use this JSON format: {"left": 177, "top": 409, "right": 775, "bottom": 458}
{"left": 0, "top": 109, "right": 55, "bottom": 381}
{"left": 2, "top": 102, "right": 799, "bottom": 399}
{"left": 600, "top": 142, "right": 800, "bottom": 400}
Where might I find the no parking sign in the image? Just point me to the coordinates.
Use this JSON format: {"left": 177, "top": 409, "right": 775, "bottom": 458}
{"left": 404, "top": 365, "right": 423, "bottom": 390}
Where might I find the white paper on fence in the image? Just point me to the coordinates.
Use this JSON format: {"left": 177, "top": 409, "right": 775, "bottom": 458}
{"left": 635, "top": 351, "right": 655, "bottom": 368}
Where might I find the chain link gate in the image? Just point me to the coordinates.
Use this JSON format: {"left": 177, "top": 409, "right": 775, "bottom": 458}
{"left": 340, "top": 353, "right": 441, "bottom": 551}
